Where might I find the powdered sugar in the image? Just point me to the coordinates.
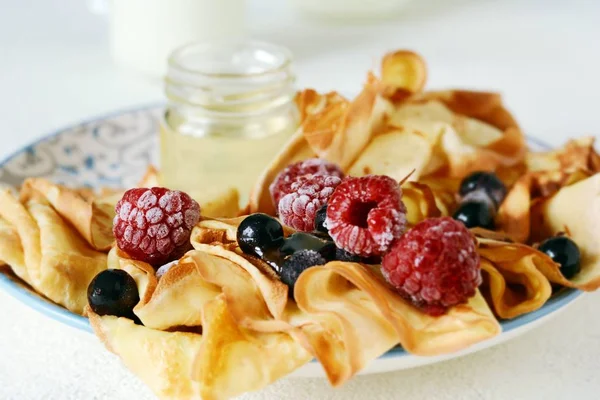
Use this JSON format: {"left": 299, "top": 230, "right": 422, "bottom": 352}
{"left": 145, "top": 207, "right": 163, "bottom": 224}
{"left": 269, "top": 158, "right": 344, "bottom": 209}
{"left": 136, "top": 191, "right": 157, "bottom": 210}
{"left": 327, "top": 175, "right": 406, "bottom": 257}
{"left": 381, "top": 217, "right": 481, "bottom": 316}
{"left": 113, "top": 187, "right": 201, "bottom": 266}
{"left": 278, "top": 174, "right": 341, "bottom": 231}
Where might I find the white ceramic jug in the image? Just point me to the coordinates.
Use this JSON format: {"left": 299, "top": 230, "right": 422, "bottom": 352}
{"left": 89, "top": 0, "right": 246, "bottom": 77}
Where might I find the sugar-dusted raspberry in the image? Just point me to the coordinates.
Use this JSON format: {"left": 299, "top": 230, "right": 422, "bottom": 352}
{"left": 113, "top": 187, "right": 200, "bottom": 266}
{"left": 278, "top": 175, "right": 341, "bottom": 232}
{"left": 381, "top": 217, "right": 482, "bottom": 316}
{"left": 325, "top": 175, "right": 406, "bottom": 257}
{"left": 269, "top": 158, "right": 344, "bottom": 209}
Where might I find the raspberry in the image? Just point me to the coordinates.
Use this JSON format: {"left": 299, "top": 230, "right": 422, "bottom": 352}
{"left": 325, "top": 175, "right": 406, "bottom": 257}
{"left": 381, "top": 217, "right": 482, "bottom": 316}
{"left": 269, "top": 158, "right": 344, "bottom": 209}
{"left": 113, "top": 187, "right": 200, "bottom": 266}
{"left": 278, "top": 175, "right": 341, "bottom": 231}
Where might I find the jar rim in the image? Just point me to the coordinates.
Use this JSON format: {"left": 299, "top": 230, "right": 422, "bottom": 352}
{"left": 167, "top": 39, "right": 293, "bottom": 79}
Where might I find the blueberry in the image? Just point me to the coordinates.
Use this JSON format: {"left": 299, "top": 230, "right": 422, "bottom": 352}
{"left": 538, "top": 236, "right": 581, "bottom": 279}
{"left": 453, "top": 201, "right": 495, "bottom": 229}
{"left": 335, "top": 248, "right": 362, "bottom": 262}
{"left": 280, "top": 232, "right": 336, "bottom": 261}
{"left": 87, "top": 269, "right": 140, "bottom": 318}
{"left": 280, "top": 250, "right": 326, "bottom": 294}
{"left": 314, "top": 204, "right": 329, "bottom": 234}
{"left": 459, "top": 171, "right": 507, "bottom": 206}
{"left": 237, "top": 213, "right": 284, "bottom": 259}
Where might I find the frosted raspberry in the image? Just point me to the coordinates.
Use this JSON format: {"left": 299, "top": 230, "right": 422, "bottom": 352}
{"left": 382, "top": 217, "right": 482, "bottom": 316}
{"left": 269, "top": 158, "right": 344, "bottom": 209}
{"left": 278, "top": 175, "right": 342, "bottom": 231}
{"left": 113, "top": 187, "right": 200, "bottom": 266}
{"left": 326, "top": 175, "right": 406, "bottom": 257}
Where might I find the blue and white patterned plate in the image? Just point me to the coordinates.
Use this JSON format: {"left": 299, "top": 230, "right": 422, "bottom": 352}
{"left": 0, "top": 105, "right": 583, "bottom": 375}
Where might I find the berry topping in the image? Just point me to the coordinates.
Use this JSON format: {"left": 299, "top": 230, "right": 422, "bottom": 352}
{"left": 113, "top": 187, "right": 200, "bottom": 266}
{"left": 280, "top": 232, "right": 336, "bottom": 261}
{"left": 459, "top": 171, "right": 507, "bottom": 206}
{"left": 325, "top": 175, "right": 407, "bottom": 257}
{"left": 269, "top": 158, "right": 344, "bottom": 208}
{"left": 453, "top": 200, "right": 495, "bottom": 230}
{"left": 87, "top": 269, "right": 140, "bottom": 318}
{"left": 278, "top": 175, "right": 341, "bottom": 232}
{"left": 280, "top": 250, "right": 326, "bottom": 294}
{"left": 237, "top": 213, "right": 285, "bottom": 260}
{"left": 314, "top": 204, "right": 329, "bottom": 234}
{"left": 538, "top": 236, "right": 581, "bottom": 279}
{"left": 335, "top": 248, "right": 363, "bottom": 263}
{"left": 382, "top": 217, "right": 482, "bottom": 316}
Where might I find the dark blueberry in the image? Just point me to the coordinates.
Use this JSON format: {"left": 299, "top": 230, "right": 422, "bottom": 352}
{"left": 87, "top": 269, "right": 140, "bottom": 318}
{"left": 335, "top": 248, "right": 362, "bottom": 262}
{"left": 280, "top": 250, "right": 326, "bottom": 294}
{"left": 314, "top": 204, "right": 329, "bottom": 234}
{"left": 538, "top": 236, "right": 581, "bottom": 279}
{"left": 459, "top": 171, "right": 507, "bottom": 206}
{"left": 453, "top": 201, "right": 495, "bottom": 229}
{"left": 237, "top": 213, "right": 284, "bottom": 259}
{"left": 280, "top": 232, "right": 336, "bottom": 261}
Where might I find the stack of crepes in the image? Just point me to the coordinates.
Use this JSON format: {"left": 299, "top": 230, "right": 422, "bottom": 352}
{"left": 1, "top": 50, "right": 600, "bottom": 400}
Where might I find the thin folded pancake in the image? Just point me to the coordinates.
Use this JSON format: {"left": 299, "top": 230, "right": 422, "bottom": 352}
{"left": 530, "top": 173, "right": 600, "bottom": 290}
{"left": 248, "top": 71, "right": 526, "bottom": 216}
{"left": 293, "top": 262, "right": 500, "bottom": 385}
{"left": 88, "top": 297, "right": 311, "bottom": 400}
{"left": 0, "top": 189, "right": 107, "bottom": 313}
{"left": 21, "top": 178, "right": 115, "bottom": 251}
{"left": 192, "top": 296, "right": 312, "bottom": 400}
{"left": 476, "top": 238, "right": 553, "bottom": 319}
{"left": 88, "top": 310, "right": 204, "bottom": 400}
{"left": 401, "top": 181, "right": 456, "bottom": 226}
{"left": 190, "top": 217, "right": 501, "bottom": 387}
{"left": 111, "top": 246, "right": 284, "bottom": 332}
{"left": 496, "top": 138, "right": 600, "bottom": 243}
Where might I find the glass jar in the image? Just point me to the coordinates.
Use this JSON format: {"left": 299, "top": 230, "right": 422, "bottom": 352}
{"left": 161, "top": 40, "right": 298, "bottom": 202}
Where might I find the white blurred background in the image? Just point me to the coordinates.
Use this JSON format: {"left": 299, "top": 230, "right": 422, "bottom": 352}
{"left": 1, "top": 0, "right": 599, "bottom": 147}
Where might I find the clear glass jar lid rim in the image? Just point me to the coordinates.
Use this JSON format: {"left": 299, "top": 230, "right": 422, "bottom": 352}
{"left": 168, "top": 39, "right": 294, "bottom": 79}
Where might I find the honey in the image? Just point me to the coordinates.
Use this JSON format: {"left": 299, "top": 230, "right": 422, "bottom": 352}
{"left": 160, "top": 40, "right": 298, "bottom": 202}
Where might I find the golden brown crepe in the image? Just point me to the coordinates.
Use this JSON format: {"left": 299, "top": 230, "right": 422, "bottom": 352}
{"left": 0, "top": 188, "right": 107, "bottom": 314}
{"left": 248, "top": 51, "right": 526, "bottom": 216}
{"left": 476, "top": 236, "right": 553, "bottom": 319}
{"left": 21, "top": 178, "right": 115, "bottom": 251}
{"left": 530, "top": 173, "right": 600, "bottom": 290}
{"left": 293, "top": 262, "right": 500, "bottom": 385}
{"left": 88, "top": 310, "right": 205, "bottom": 400}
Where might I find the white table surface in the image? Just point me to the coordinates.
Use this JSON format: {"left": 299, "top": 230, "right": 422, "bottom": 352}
{"left": 1, "top": 0, "right": 600, "bottom": 399}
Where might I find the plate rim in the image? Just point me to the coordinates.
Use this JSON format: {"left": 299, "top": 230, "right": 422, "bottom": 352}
{"left": 0, "top": 103, "right": 584, "bottom": 361}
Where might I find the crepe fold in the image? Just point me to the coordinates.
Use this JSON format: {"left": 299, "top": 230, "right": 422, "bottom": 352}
{"left": 88, "top": 216, "right": 501, "bottom": 398}
{"left": 94, "top": 244, "right": 309, "bottom": 400}
{"left": 248, "top": 51, "right": 526, "bottom": 215}
{"left": 474, "top": 236, "right": 553, "bottom": 319}
{"left": 292, "top": 262, "right": 500, "bottom": 385}
{"left": 496, "top": 137, "right": 600, "bottom": 243}
{"left": 0, "top": 179, "right": 109, "bottom": 313}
